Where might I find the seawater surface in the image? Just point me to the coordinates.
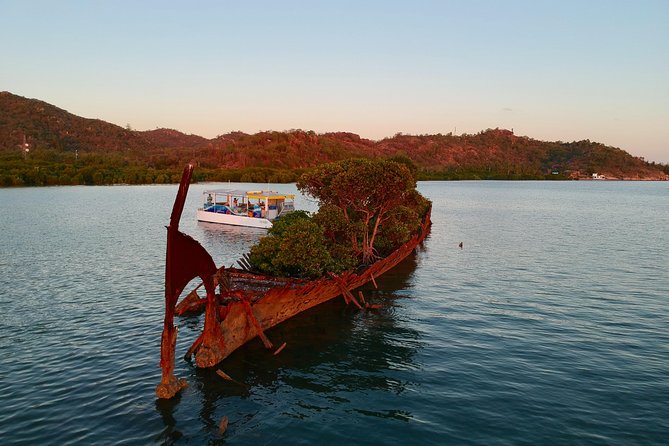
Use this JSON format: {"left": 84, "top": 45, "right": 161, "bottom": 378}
{"left": 0, "top": 181, "right": 667, "bottom": 445}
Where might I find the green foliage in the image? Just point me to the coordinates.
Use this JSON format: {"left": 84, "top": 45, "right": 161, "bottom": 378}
{"left": 267, "top": 218, "right": 332, "bottom": 278}
{"left": 247, "top": 158, "right": 428, "bottom": 278}
{"left": 312, "top": 204, "right": 360, "bottom": 270}
{"left": 247, "top": 236, "right": 282, "bottom": 275}
{"left": 298, "top": 158, "right": 429, "bottom": 264}
{"left": 267, "top": 211, "right": 312, "bottom": 237}
{"left": 248, "top": 211, "right": 354, "bottom": 278}
{"left": 298, "top": 158, "right": 417, "bottom": 214}
{"left": 374, "top": 206, "right": 420, "bottom": 256}
{"left": 386, "top": 153, "right": 418, "bottom": 178}
{"left": 313, "top": 204, "right": 360, "bottom": 244}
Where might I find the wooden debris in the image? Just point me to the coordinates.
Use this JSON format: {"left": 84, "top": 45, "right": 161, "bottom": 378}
{"left": 184, "top": 333, "right": 203, "bottom": 361}
{"left": 241, "top": 299, "right": 274, "bottom": 349}
{"left": 216, "top": 369, "right": 246, "bottom": 387}
{"left": 273, "top": 342, "right": 287, "bottom": 356}
{"left": 345, "top": 289, "right": 364, "bottom": 310}
{"left": 328, "top": 273, "right": 364, "bottom": 310}
{"left": 358, "top": 291, "right": 367, "bottom": 306}
{"left": 216, "top": 369, "right": 234, "bottom": 381}
{"left": 215, "top": 267, "right": 230, "bottom": 293}
{"left": 175, "top": 288, "right": 206, "bottom": 316}
{"left": 219, "top": 415, "right": 229, "bottom": 434}
{"left": 237, "top": 253, "right": 254, "bottom": 271}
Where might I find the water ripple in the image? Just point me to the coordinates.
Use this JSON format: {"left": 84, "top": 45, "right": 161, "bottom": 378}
{"left": 1, "top": 182, "right": 668, "bottom": 444}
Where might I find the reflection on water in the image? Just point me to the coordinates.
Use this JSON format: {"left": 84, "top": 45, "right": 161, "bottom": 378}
{"left": 3, "top": 182, "right": 668, "bottom": 445}
{"left": 198, "top": 220, "right": 268, "bottom": 240}
{"left": 196, "top": 221, "right": 267, "bottom": 267}
{"left": 154, "top": 395, "right": 184, "bottom": 445}
{"left": 360, "top": 249, "right": 422, "bottom": 295}
{"left": 156, "top": 253, "right": 424, "bottom": 437}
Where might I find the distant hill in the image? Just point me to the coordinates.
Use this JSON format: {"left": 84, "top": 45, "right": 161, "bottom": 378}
{"left": 0, "top": 91, "right": 149, "bottom": 153}
{"left": 374, "top": 130, "right": 668, "bottom": 180}
{"left": 1, "top": 91, "right": 666, "bottom": 186}
{"left": 137, "top": 128, "right": 209, "bottom": 150}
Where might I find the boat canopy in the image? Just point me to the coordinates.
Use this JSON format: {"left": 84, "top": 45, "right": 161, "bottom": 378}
{"left": 203, "top": 189, "right": 295, "bottom": 200}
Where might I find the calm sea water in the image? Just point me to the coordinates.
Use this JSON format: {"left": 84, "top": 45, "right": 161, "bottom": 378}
{"left": 0, "top": 181, "right": 667, "bottom": 445}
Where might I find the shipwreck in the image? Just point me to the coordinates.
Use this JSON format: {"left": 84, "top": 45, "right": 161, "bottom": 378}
{"left": 157, "top": 164, "right": 432, "bottom": 399}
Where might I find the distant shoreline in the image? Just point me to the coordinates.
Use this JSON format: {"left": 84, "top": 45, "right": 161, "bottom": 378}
{"left": 2, "top": 92, "right": 668, "bottom": 186}
{"left": 2, "top": 176, "right": 668, "bottom": 189}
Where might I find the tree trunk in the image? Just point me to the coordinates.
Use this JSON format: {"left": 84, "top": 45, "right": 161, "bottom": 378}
{"left": 361, "top": 212, "right": 377, "bottom": 264}
{"left": 367, "top": 209, "right": 385, "bottom": 256}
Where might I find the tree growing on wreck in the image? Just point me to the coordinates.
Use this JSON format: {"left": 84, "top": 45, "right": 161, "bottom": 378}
{"left": 248, "top": 211, "right": 354, "bottom": 279}
{"left": 248, "top": 158, "right": 430, "bottom": 278}
{"left": 298, "top": 158, "right": 429, "bottom": 264}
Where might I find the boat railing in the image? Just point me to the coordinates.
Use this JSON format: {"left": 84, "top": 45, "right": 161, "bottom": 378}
{"left": 203, "top": 203, "right": 267, "bottom": 219}
{"left": 204, "top": 204, "right": 244, "bottom": 216}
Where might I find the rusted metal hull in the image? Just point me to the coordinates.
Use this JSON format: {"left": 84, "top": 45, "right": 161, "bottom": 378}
{"left": 194, "top": 210, "right": 431, "bottom": 368}
{"left": 157, "top": 164, "right": 431, "bottom": 399}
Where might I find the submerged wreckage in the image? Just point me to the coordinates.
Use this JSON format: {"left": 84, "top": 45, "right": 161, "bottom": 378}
{"left": 157, "top": 164, "right": 432, "bottom": 399}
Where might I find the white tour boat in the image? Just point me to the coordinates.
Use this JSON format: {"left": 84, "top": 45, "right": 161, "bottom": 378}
{"left": 197, "top": 189, "right": 295, "bottom": 229}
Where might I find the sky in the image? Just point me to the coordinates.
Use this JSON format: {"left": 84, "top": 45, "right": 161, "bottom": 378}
{"left": 1, "top": 0, "right": 668, "bottom": 163}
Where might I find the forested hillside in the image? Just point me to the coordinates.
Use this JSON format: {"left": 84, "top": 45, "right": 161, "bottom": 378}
{"left": 1, "top": 91, "right": 666, "bottom": 186}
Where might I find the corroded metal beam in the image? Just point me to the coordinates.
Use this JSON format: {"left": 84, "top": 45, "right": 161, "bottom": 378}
{"left": 156, "top": 164, "right": 219, "bottom": 399}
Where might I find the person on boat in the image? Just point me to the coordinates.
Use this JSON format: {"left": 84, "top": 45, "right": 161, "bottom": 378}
{"left": 206, "top": 194, "right": 213, "bottom": 206}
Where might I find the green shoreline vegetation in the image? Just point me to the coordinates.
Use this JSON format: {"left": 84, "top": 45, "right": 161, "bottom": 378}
{"left": 3, "top": 144, "right": 667, "bottom": 187}
{"left": 0, "top": 152, "right": 580, "bottom": 187}
{"left": 2, "top": 91, "right": 668, "bottom": 186}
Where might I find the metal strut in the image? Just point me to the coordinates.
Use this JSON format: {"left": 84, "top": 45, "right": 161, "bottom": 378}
{"left": 156, "top": 164, "right": 219, "bottom": 399}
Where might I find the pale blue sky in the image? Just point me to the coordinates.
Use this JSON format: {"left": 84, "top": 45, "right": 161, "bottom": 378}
{"left": 2, "top": 0, "right": 668, "bottom": 162}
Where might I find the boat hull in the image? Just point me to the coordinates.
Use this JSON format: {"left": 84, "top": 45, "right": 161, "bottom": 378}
{"left": 197, "top": 209, "right": 273, "bottom": 229}
{"left": 193, "top": 208, "right": 432, "bottom": 368}
{"left": 158, "top": 164, "right": 431, "bottom": 399}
